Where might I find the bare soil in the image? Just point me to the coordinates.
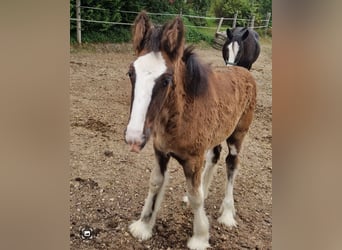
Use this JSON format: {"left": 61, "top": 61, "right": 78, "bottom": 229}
{"left": 70, "top": 40, "right": 272, "bottom": 250}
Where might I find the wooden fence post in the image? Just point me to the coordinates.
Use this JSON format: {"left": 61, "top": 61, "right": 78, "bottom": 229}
{"left": 233, "top": 13, "right": 237, "bottom": 28}
{"left": 216, "top": 17, "right": 224, "bottom": 34}
{"left": 264, "top": 12, "right": 271, "bottom": 35}
{"left": 76, "top": 0, "right": 81, "bottom": 44}
{"left": 250, "top": 15, "right": 255, "bottom": 29}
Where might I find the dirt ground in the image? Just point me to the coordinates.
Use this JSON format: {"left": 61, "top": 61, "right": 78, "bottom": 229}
{"left": 70, "top": 40, "right": 272, "bottom": 249}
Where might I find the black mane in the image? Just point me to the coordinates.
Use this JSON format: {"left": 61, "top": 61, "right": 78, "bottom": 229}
{"left": 182, "top": 46, "right": 210, "bottom": 97}
{"left": 143, "top": 25, "right": 163, "bottom": 52}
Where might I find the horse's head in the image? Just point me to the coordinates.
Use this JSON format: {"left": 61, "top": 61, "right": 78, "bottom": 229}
{"left": 125, "top": 11, "right": 184, "bottom": 153}
{"left": 223, "top": 28, "right": 249, "bottom": 66}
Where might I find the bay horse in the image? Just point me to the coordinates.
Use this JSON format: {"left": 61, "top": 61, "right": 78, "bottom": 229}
{"left": 222, "top": 27, "right": 260, "bottom": 70}
{"left": 124, "top": 11, "right": 256, "bottom": 250}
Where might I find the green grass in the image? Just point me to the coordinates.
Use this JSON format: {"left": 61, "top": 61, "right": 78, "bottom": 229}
{"left": 70, "top": 27, "right": 131, "bottom": 45}
{"left": 183, "top": 17, "right": 217, "bottom": 45}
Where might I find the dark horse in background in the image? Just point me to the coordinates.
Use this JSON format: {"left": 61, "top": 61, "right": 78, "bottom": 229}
{"left": 125, "top": 11, "right": 256, "bottom": 250}
{"left": 222, "top": 27, "right": 260, "bottom": 70}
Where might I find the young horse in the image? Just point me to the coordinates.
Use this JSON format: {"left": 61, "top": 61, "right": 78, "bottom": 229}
{"left": 222, "top": 27, "right": 260, "bottom": 70}
{"left": 125, "top": 12, "right": 256, "bottom": 250}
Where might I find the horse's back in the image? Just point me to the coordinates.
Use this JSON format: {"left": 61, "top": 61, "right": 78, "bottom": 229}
{"left": 211, "top": 66, "right": 256, "bottom": 110}
{"left": 250, "top": 30, "right": 261, "bottom": 59}
{"left": 215, "top": 66, "right": 256, "bottom": 88}
{"left": 251, "top": 29, "right": 260, "bottom": 41}
{"left": 245, "top": 30, "right": 260, "bottom": 60}
{"left": 197, "top": 66, "right": 256, "bottom": 148}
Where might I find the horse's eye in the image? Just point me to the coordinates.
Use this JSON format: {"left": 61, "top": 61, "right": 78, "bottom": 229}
{"left": 163, "top": 77, "right": 172, "bottom": 87}
{"left": 127, "top": 71, "right": 132, "bottom": 78}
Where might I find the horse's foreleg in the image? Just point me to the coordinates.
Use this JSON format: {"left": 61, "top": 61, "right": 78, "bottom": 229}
{"left": 129, "top": 147, "right": 169, "bottom": 240}
{"left": 183, "top": 157, "right": 210, "bottom": 250}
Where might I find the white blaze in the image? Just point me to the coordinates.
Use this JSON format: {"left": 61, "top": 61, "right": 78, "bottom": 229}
{"left": 227, "top": 41, "right": 240, "bottom": 66}
{"left": 125, "top": 52, "right": 167, "bottom": 144}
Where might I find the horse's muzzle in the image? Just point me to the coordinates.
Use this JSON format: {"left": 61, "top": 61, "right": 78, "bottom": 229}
{"left": 124, "top": 128, "right": 149, "bottom": 153}
{"left": 130, "top": 143, "right": 142, "bottom": 153}
{"left": 226, "top": 61, "right": 237, "bottom": 66}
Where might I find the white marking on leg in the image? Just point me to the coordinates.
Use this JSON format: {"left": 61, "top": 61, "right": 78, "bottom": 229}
{"left": 129, "top": 163, "right": 168, "bottom": 240}
{"left": 228, "top": 144, "right": 238, "bottom": 155}
{"left": 125, "top": 52, "right": 167, "bottom": 144}
{"left": 218, "top": 170, "right": 238, "bottom": 228}
{"left": 227, "top": 41, "right": 240, "bottom": 66}
{"left": 202, "top": 149, "right": 218, "bottom": 199}
{"left": 186, "top": 179, "right": 210, "bottom": 250}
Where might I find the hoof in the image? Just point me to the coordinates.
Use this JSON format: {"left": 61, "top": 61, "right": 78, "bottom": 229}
{"left": 129, "top": 220, "right": 152, "bottom": 241}
{"left": 218, "top": 211, "right": 237, "bottom": 228}
{"left": 187, "top": 236, "right": 210, "bottom": 250}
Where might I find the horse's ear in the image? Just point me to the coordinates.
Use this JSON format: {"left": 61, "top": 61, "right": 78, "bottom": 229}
{"left": 241, "top": 29, "right": 249, "bottom": 41}
{"left": 132, "top": 11, "right": 152, "bottom": 54}
{"left": 226, "top": 29, "right": 233, "bottom": 40}
{"left": 161, "top": 16, "right": 184, "bottom": 60}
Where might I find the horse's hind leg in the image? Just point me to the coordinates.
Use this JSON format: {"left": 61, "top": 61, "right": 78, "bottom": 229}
{"left": 217, "top": 135, "right": 241, "bottom": 227}
{"left": 202, "top": 145, "right": 222, "bottom": 199}
{"left": 218, "top": 109, "right": 254, "bottom": 227}
{"left": 182, "top": 145, "right": 221, "bottom": 204}
{"left": 129, "top": 147, "right": 170, "bottom": 240}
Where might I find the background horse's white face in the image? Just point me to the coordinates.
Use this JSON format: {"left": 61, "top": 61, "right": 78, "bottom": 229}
{"left": 125, "top": 51, "right": 167, "bottom": 152}
{"left": 226, "top": 41, "right": 240, "bottom": 66}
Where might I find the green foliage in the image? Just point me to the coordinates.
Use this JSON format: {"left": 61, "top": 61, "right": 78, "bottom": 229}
{"left": 210, "top": 0, "right": 271, "bottom": 27}
{"left": 211, "top": 0, "right": 249, "bottom": 18}
{"left": 71, "top": 27, "right": 131, "bottom": 44}
{"left": 182, "top": 17, "right": 212, "bottom": 44}
{"left": 71, "top": 0, "right": 122, "bottom": 32}
{"left": 70, "top": 0, "right": 271, "bottom": 44}
{"left": 258, "top": 0, "right": 272, "bottom": 16}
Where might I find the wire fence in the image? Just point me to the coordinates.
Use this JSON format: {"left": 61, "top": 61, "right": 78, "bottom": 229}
{"left": 71, "top": 3, "right": 271, "bottom": 44}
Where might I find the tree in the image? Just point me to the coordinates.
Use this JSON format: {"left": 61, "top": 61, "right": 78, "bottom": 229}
{"left": 209, "top": 0, "right": 271, "bottom": 26}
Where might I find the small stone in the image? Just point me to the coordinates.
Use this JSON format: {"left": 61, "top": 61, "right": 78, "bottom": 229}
{"left": 104, "top": 150, "right": 113, "bottom": 157}
{"left": 157, "top": 224, "right": 164, "bottom": 231}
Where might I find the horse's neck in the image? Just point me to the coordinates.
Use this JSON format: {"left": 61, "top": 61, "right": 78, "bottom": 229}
{"left": 157, "top": 63, "right": 186, "bottom": 126}
{"left": 173, "top": 63, "right": 187, "bottom": 111}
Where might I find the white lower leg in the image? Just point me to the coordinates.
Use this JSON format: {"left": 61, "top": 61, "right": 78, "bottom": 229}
{"left": 129, "top": 167, "right": 168, "bottom": 240}
{"left": 187, "top": 183, "right": 210, "bottom": 250}
{"left": 187, "top": 206, "right": 210, "bottom": 250}
{"left": 218, "top": 174, "right": 237, "bottom": 227}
